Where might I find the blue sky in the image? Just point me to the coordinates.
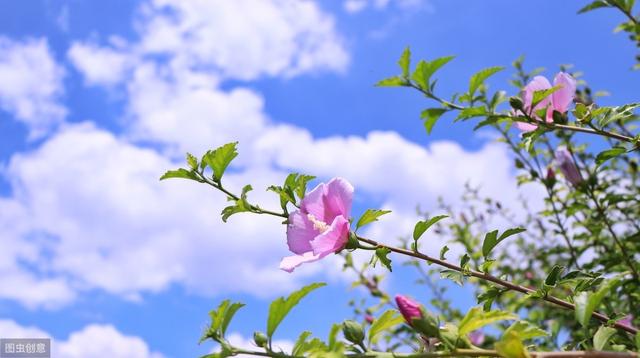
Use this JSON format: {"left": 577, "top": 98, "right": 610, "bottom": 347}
{"left": 0, "top": 1, "right": 637, "bottom": 357}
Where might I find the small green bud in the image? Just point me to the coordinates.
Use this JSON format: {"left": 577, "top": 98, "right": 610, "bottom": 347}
{"left": 253, "top": 331, "right": 268, "bottom": 348}
{"left": 342, "top": 320, "right": 365, "bottom": 345}
{"left": 509, "top": 96, "right": 524, "bottom": 111}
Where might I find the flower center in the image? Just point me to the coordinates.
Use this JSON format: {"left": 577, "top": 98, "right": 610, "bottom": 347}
{"left": 307, "top": 214, "right": 329, "bottom": 233}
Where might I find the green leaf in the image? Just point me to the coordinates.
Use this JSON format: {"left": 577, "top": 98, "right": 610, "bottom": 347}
{"left": 375, "top": 247, "right": 392, "bottom": 272}
{"left": 292, "top": 331, "right": 313, "bottom": 356}
{"left": 267, "top": 283, "right": 326, "bottom": 338}
{"left": 421, "top": 108, "right": 449, "bottom": 134}
{"left": 458, "top": 306, "right": 517, "bottom": 335}
{"left": 594, "top": 325, "right": 617, "bottom": 350}
{"left": 368, "top": 309, "right": 404, "bottom": 344}
{"left": 413, "top": 215, "right": 448, "bottom": 241}
{"left": 635, "top": 331, "right": 640, "bottom": 351}
{"left": 440, "top": 269, "right": 464, "bottom": 286}
{"left": 530, "top": 86, "right": 560, "bottom": 110}
{"left": 398, "top": 47, "right": 411, "bottom": 78}
{"left": 504, "top": 321, "right": 548, "bottom": 341}
{"left": 200, "top": 300, "right": 245, "bottom": 343}
{"left": 186, "top": 152, "right": 198, "bottom": 170}
{"left": 456, "top": 106, "right": 488, "bottom": 121}
{"left": 160, "top": 168, "right": 201, "bottom": 181}
{"left": 595, "top": 146, "right": 627, "bottom": 166}
{"left": 578, "top": 0, "right": 613, "bottom": 13}
{"left": 375, "top": 76, "right": 406, "bottom": 87}
{"left": 544, "top": 265, "right": 565, "bottom": 287}
{"left": 440, "top": 245, "right": 449, "bottom": 260}
{"left": 221, "top": 185, "right": 253, "bottom": 222}
{"left": 203, "top": 142, "right": 239, "bottom": 182}
{"left": 574, "top": 278, "right": 621, "bottom": 327}
{"left": 356, "top": 209, "right": 392, "bottom": 230}
{"left": 496, "top": 331, "right": 530, "bottom": 358}
{"left": 482, "top": 228, "right": 526, "bottom": 258}
{"left": 422, "top": 56, "right": 455, "bottom": 85}
{"left": 469, "top": 66, "right": 504, "bottom": 98}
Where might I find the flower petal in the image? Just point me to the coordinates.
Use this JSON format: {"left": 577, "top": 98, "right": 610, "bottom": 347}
{"left": 514, "top": 121, "right": 538, "bottom": 132}
{"left": 552, "top": 72, "right": 576, "bottom": 113}
{"left": 279, "top": 251, "right": 321, "bottom": 273}
{"left": 300, "top": 182, "right": 328, "bottom": 222}
{"left": 286, "top": 210, "right": 317, "bottom": 255}
{"left": 522, "top": 76, "right": 552, "bottom": 118}
{"left": 309, "top": 215, "right": 349, "bottom": 257}
{"left": 324, "top": 177, "right": 354, "bottom": 220}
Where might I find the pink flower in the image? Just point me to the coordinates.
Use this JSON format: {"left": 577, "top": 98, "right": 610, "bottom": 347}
{"left": 279, "top": 177, "right": 353, "bottom": 272}
{"left": 469, "top": 330, "right": 485, "bottom": 346}
{"left": 395, "top": 295, "right": 423, "bottom": 325}
{"left": 618, "top": 315, "right": 635, "bottom": 329}
{"left": 555, "top": 146, "right": 583, "bottom": 186}
{"left": 515, "top": 72, "right": 576, "bottom": 132}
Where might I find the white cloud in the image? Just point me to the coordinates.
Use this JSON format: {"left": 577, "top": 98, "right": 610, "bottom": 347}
{"left": 68, "top": 41, "right": 131, "bottom": 86}
{"left": 0, "top": 320, "right": 163, "bottom": 358}
{"left": 343, "top": 0, "right": 427, "bottom": 14}
{"left": 0, "top": 37, "right": 66, "bottom": 138}
{"left": 225, "top": 332, "right": 294, "bottom": 357}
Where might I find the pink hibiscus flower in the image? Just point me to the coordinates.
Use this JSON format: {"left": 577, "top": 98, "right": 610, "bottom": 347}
{"left": 279, "top": 177, "right": 353, "bottom": 272}
{"left": 515, "top": 72, "right": 576, "bottom": 132}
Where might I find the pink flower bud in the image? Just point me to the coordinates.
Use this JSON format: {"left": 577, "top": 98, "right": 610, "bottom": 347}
{"left": 555, "top": 147, "right": 582, "bottom": 186}
{"left": 524, "top": 271, "right": 534, "bottom": 280}
{"left": 469, "top": 330, "right": 485, "bottom": 346}
{"left": 395, "top": 294, "right": 423, "bottom": 325}
{"left": 546, "top": 167, "right": 555, "bottom": 181}
{"left": 365, "top": 315, "right": 374, "bottom": 324}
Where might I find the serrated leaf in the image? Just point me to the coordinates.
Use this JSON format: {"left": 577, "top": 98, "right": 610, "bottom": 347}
{"left": 531, "top": 86, "right": 560, "bottom": 110}
{"left": 456, "top": 106, "right": 488, "bottom": 121}
{"left": 292, "top": 331, "right": 313, "bottom": 356}
{"left": 356, "top": 209, "right": 392, "bottom": 230}
{"left": 594, "top": 325, "right": 617, "bottom": 350}
{"left": 469, "top": 66, "right": 504, "bottom": 98}
{"left": 368, "top": 309, "right": 404, "bottom": 344}
{"left": 413, "top": 215, "right": 448, "bottom": 241}
{"left": 203, "top": 142, "right": 238, "bottom": 182}
{"left": 458, "top": 306, "right": 517, "bottom": 335}
{"left": 375, "top": 247, "right": 392, "bottom": 272}
{"left": 421, "top": 108, "right": 449, "bottom": 134}
{"left": 398, "top": 47, "right": 411, "bottom": 78}
{"left": 440, "top": 269, "right": 464, "bottom": 286}
{"left": 376, "top": 76, "right": 406, "bottom": 87}
{"left": 201, "top": 300, "right": 245, "bottom": 343}
{"left": 160, "top": 168, "right": 201, "bottom": 181}
{"left": 422, "top": 56, "right": 455, "bottom": 85}
{"left": 267, "top": 283, "right": 326, "bottom": 338}
{"left": 186, "top": 152, "right": 198, "bottom": 169}
{"left": 221, "top": 185, "right": 253, "bottom": 222}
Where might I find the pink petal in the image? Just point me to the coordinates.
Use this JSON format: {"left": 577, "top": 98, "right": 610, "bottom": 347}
{"left": 324, "top": 177, "right": 354, "bottom": 221}
{"left": 552, "top": 72, "right": 576, "bottom": 113}
{"left": 279, "top": 251, "right": 320, "bottom": 273}
{"left": 309, "top": 215, "right": 350, "bottom": 257}
{"left": 286, "top": 210, "right": 318, "bottom": 255}
{"left": 300, "top": 182, "right": 328, "bottom": 222}
{"left": 522, "top": 76, "right": 552, "bottom": 118}
{"left": 395, "top": 295, "right": 423, "bottom": 325}
{"left": 515, "top": 121, "right": 538, "bottom": 132}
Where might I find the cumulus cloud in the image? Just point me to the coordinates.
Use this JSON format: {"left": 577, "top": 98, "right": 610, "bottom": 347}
{"left": 0, "top": 320, "right": 163, "bottom": 358}
{"left": 67, "top": 41, "right": 132, "bottom": 86}
{"left": 0, "top": 37, "right": 66, "bottom": 138}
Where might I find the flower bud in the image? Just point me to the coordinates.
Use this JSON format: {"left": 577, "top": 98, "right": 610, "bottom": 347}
{"left": 395, "top": 294, "right": 423, "bottom": 326}
{"left": 555, "top": 147, "right": 583, "bottom": 186}
{"left": 253, "top": 331, "right": 268, "bottom": 348}
{"left": 342, "top": 320, "right": 365, "bottom": 345}
{"left": 365, "top": 315, "right": 374, "bottom": 324}
{"left": 509, "top": 96, "right": 524, "bottom": 111}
